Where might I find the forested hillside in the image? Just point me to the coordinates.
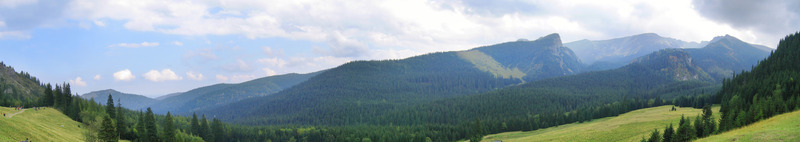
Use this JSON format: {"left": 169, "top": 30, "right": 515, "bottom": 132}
{"left": 716, "top": 32, "right": 800, "bottom": 132}
{"left": 378, "top": 48, "right": 716, "bottom": 126}
{"left": 0, "top": 62, "right": 46, "bottom": 106}
{"left": 200, "top": 33, "right": 583, "bottom": 125}
{"left": 147, "top": 71, "right": 322, "bottom": 114}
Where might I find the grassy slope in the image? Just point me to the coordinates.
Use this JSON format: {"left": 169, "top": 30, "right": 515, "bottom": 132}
{"left": 697, "top": 109, "right": 800, "bottom": 142}
{"left": 0, "top": 107, "right": 85, "bottom": 141}
{"left": 480, "top": 105, "right": 720, "bottom": 142}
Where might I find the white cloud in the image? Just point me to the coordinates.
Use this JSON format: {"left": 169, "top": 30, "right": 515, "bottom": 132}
{"left": 221, "top": 59, "right": 252, "bottom": 72}
{"left": 93, "top": 74, "right": 102, "bottom": 80}
{"left": 93, "top": 20, "right": 106, "bottom": 27}
{"left": 231, "top": 74, "right": 256, "bottom": 82}
{"left": 186, "top": 71, "right": 205, "bottom": 80}
{"left": 113, "top": 69, "right": 135, "bottom": 81}
{"left": 216, "top": 74, "right": 229, "bottom": 82}
{"left": 108, "top": 42, "right": 160, "bottom": 48}
{"left": 143, "top": 69, "right": 183, "bottom": 82}
{"left": 257, "top": 57, "right": 287, "bottom": 67}
{"left": 262, "top": 46, "right": 283, "bottom": 56}
{"left": 60, "top": 0, "right": 773, "bottom": 57}
{"left": 173, "top": 41, "right": 183, "bottom": 46}
{"left": 69, "top": 77, "right": 87, "bottom": 87}
{"left": 262, "top": 68, "right": 277, "bottom": 76}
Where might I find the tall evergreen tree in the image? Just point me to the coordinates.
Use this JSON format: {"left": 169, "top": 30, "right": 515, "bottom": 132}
{"left": 647, "top": 129, "right": 660, "bottom": 142}
{"left": 99, "top": 115, "right": 118, "bottom": 142}
{"left": 136, "top": 110, "right": 146, "bottom": 142}
{"left": 44, "top": 83, "right": 53, "bottom": 106}
{"left": 116, "top": 99, "right": 128, "bottom": 139}
{"left": 674, "top": 115, "right": 695, "bottom": 142}
{"left": 693, "top": 115, "right": 705, "bottom": 138}
{"left": 200, "top": 114, "right": 210, "bottom": 140}
{"left": 106, "top": 95, "right": 116, "bottom": 119}
{"left": 145, "top": 108, "right": 159, "bottom": 142}
{"left": 191, "top": 113, "right": 199, "bottom": 135}
{"left": 164, "top": 112, "right": 176, "bottom": 141}
{"left": 663, "top": 124, "right": 674, "bottom": 142}
{"left": 212, "top": 118, "right": 224, "bottom": 142}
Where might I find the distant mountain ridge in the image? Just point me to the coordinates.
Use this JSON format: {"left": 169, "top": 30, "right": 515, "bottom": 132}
{"left": 566, "top": 33, "right": 705, "bottom": 71}
{"left": 81, "top": 89, "right": 155, "bottom": 110}
{"left": 81, "top": 71, "right": 321, "bottom": 114}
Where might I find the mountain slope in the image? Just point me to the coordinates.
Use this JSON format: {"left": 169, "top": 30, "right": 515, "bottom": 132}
{"left": 201, "top": 33, "right": 584, "bottom": 125}
{"left": 379, "top": 48, "right": 716, "bottom": 125}
{"left": 0, "top": 62, "right": 46, "bottom": 103}
{"left": 81, "top": 89, "right": 155, "bottom": 110}
{"left": 566, "top": 33, "right": 703, "bottom": 71}
{"left": 685, "top": 35, "right": 771, "bottom": 81}
{"left": 147, "top": 71, "right": 321, "bottom": 114}
{"left": 0, "top": 107, "right": 86, "bottom": 141}
{"left": 715, "top": 32, "right": 800, "bottom": 133}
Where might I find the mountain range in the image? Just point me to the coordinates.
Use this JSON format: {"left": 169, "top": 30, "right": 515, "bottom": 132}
{"left": 79, "top": 33, "right": 771, "bottom": 126}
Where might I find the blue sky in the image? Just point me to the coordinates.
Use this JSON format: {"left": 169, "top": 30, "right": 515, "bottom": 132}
{"left": 1, "top": 0, "right": 798, "bottom": 97}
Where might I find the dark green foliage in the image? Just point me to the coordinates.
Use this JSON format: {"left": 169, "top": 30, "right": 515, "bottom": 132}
{"left": 717, "top": 32, "right": 800, "bottom": 132}
{"left": 191, "top": 113, "right": 199, "bottom": 135}
{"left": 663, "top": 124, "right": 674, "bottom": 142}
{"left": 673, "top": 116, "right": 695, "bottom": 142}
{"left": 145, "top": 108, "right": 158, "bottom": 142}
{"left": 163, "top": 112, "right": 176, "bottom": 141}
{"left": 200, "top": 114, "right": 211, "bottom": 140}
{"left": 106, "top": 95, "right": 116, "bottom": 120}
{"left": 99, "top": 115, "right": 118, "bottom": 142}
{"left": 647, "top": 129, "right": 661, "bottom": 142}
{"left": 116, "top": 100, "right": 131, "bottom": 140}
{"left": 136, "top": 110, "right": 146, "bottom": 142}
{"left": 212, "top": 118, "right": 224, "bottom": 142}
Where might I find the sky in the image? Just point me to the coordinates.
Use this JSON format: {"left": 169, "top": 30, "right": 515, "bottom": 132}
{"left": 1, "top": 0, "right": 798, "bottom": 98}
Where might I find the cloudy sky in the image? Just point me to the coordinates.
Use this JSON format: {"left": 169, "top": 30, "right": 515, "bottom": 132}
{"left": 1, "top": 0, "right": 798, "bottom": 97}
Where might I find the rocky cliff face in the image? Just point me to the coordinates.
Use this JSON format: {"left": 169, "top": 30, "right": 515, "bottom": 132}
{"left": 631, "top": 48, "right": 711, "bottom": 81}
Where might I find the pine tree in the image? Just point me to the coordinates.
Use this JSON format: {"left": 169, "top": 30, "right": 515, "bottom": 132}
{"left": 44, "top": 83, "right": 53, "bottom": 106}
{"left": 212, "top": 118, "right": 224, "bottom": 142}
{"left": 200, "top": 114, "right": 210, "bottom": 140}
{"left": 663, "top": 124, "right": 674, "bottom": 142}
{"left": 116, "top": 99, "right": 128, "bottom": 139}
{"left": 106, "top": 95, "right": 116, "bottom": 120}
{"left": 693, "top": 115, "right": 704, "bottom": 138}
{"left": 99, "top": 115, "right": 118, "bottom": 142}
{"left": 136, "top": 110, "right": 146, "bottom": 142}
{"left": 145, "top": 108, "right": 158, "bottom": 142}
{"left": 163, "top": 112, "right": 176, "bottom": 141}
{"left": 647, "top": 129, "right": 660, "bottom": 142}
{"left": 674, "top": 115, "right": 695, "bottom": 142}
{"left": 191, "top": 113, "right": 199, "bottom": 135}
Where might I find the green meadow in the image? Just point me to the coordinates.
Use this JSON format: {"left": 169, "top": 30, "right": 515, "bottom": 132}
{"left": 479, "top": 105, "right": 720, "bottom": 142}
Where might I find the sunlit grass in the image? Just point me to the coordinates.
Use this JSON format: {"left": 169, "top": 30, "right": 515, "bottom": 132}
{"left": 696, "top": 109, "right": 800, "bottom": 142}
{"left": 481, "top": 105, "right": 720, "bottom": 142}
{"left": 0, "top": 106, "right": 86, "bottom": 141}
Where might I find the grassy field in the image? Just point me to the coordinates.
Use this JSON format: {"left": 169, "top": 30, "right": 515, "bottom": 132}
{"left": 697, "top": 109, "right": 800, "bottom": 142}
{"left": 480, "top": 105, "right": 720, "bottom": 142}
{"left": 0, "top": 106, "right": 86, "bottom": 141}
